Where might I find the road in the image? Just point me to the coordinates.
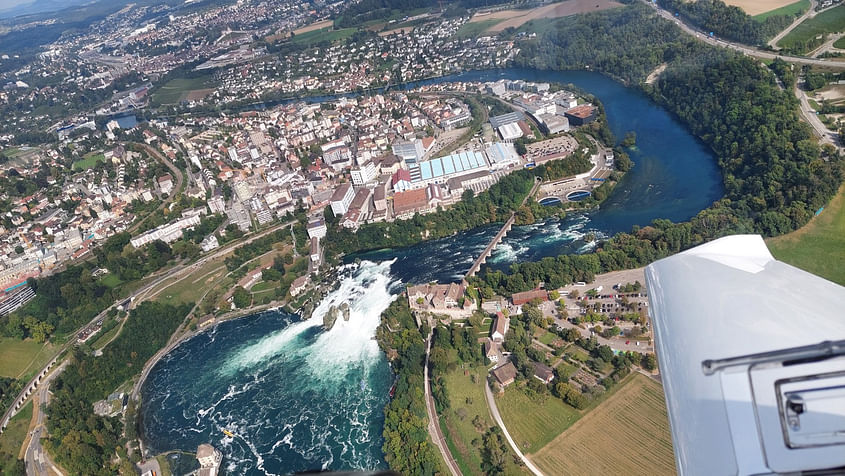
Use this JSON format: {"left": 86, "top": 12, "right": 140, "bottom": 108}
{"left": 126, "top": 142, "right": 185, "bottom": 234}
{"left": 795, "top": 80, "right": 837, "bottom": 145}
{"left": 768, "top": 0, "right": 817, "bottom": 48}
{"left": 423, "top": 334, "right": 461, "bottom": 476}
{"left": 643, "top": 0, "right": 845, "bottom": 70}
{"left": 24, "top": 361, "right": 68, "bottom": 476}
{"left": 483, "top": 381, "right": 544, "bottom": 476}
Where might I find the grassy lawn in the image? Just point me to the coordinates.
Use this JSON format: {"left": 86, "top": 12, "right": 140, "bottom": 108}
{"left": 537, "top": 330, "right": 558, "bottom": 346}
{"left": 555, "top": 361, "right": 578, "bottom": 379}
{"left": 98, "top": 273, "right": 123, "bottom": 289}
{"left": 0, "top": 400, "right": 31, "bottom": 464}
{"left": 453, "top": 19, "right": 503, "bottom": 38}
{"left": 90, "top": 321, "right": 121, "bottom": 350}
{"left": 530, "top": 374, "right": 675, "bottom": 476}
{"left": 440, "top": 365, "right": 527, "bottom": 475}
{"left": 291, "top": 27, "right": 356, "bottom": 45}
{"left": 496, "top": 384, "right": 580, "bottom": 453}
{"left": 151, "top": 76, "right": 216, "bottom": 105}
{"left": 778, "top": 4, "right": 845, "bottom": 51}
{"left": 754, "top": 0, "right": 809, "bottom": 21}
{"left": 250, "top": 280, "right": 278, "bottom": 293}
{"left": 72, "top": 153, "right": 105, "bottom": 171}
{"left": 835, "top": 35, "right": 845, "bottom": 48}
{"left": 0, "top": 338, "right": 53, "bottom": 379}
{"left": 808, "top": 98, "right": 821, "bottom": 110}
{"left": 768, "top": 181, "right": 845, "bottom": 286}
{"left": 568, "top": 346, "right": 590, "bottom": 362}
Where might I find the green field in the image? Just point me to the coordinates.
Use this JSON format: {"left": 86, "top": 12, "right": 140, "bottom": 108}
{"left": 72, "top": 153, "right": 105, "bottom": 170}
{"left": 537, "top": 330, "right": 558, "bottom": 346}
{"left": 440, "top": 365, "right": 526, "bottom": 475}
{"left": 454, "top": 19, "right": 503, "bottom": 38}
{"left": 778, "top": 5, "right": 845, "bottom": 51}
{"left": 0, "top": 400, "right": 31, "bottom": 467}
{"left": 834, "top": 35, "right": 845, "bottom": 48}
{"left": 98, "top": 273, "right": 123, "bottom": 289}
{"left": 0, "top": 338, "right": 53, "bottom": 379}
{"left": 754, "top": 0, "right": 809, "bottom": 21}
{"left": 769, "top": 182, "right": 845, "bottom": 286}
{"left": 151, "top": 76, "right": 216, "bottom": 105}
{"left": 530, "top": 374, "right": 675, "bottom": 476}
{"left": 291, "top": 27, "right": 356, "bottom": 45}
{"left": 496, "top": 384, "right": 581, "bottom": 453}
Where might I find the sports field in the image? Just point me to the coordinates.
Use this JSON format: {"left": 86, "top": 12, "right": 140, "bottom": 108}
{"left": 753, "top": 0, "right": 809, "bottom": 20}
{"left": 530, "top": 374, "right": 675, "bottom": 476}
{"left": 768, "top": 181, "right": 845, "bottom": 286}
{"left": 778, "top": 4, "right": 845, "bottom": 51}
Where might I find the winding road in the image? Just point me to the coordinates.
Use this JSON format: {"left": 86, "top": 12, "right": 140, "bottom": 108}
{"left": 423, "top": 334, "right": 461, "bottom": 476}
{"left": 483, "top": 381, "right": 544, "bottom": 476}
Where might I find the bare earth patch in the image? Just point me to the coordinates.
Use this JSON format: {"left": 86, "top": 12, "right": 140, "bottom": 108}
{"left": 293, "top": 19, "right": 333, "bottom": 35}
{"left": 185, "top": 88, "right": 215, "bottom": 102}
{"left": 471, "top": 0, "right": 622, "bottom": 32}
{"left": 723, "top": 0, "right": 797, "bottom": 16}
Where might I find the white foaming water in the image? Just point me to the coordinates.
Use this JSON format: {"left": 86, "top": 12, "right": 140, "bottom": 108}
{"left": 305, "top": 260, "right": 399, "bottom": 381}
{"left": 220, "top": 260, "right": 398, "bottom": 380}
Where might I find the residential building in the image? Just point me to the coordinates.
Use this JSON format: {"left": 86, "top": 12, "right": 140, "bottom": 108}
{"left": 200, "top": 234, "right": 219, "bottom": 252}
{"left": 492, "top": 362, "right": 517, "bottom": 389}
{"left": 158, "top": 174, "right": 174, "bottom": 195}
{"left": 491, "top": 312, "right": 509, "bottom": 343}
{"left": 533, "top": 362, "right": 555, "bottom": 384}
{"left": 130, "top": 214, "right": 201, "bottom": 248}
{"left": 392, "top": 169, "right": 413, "bottom": 193}
{"left": 290, "top": 275, "right": 310, "bottom": 297}
{"left": 484, "top": 339, "right": 502, "bottom": 363}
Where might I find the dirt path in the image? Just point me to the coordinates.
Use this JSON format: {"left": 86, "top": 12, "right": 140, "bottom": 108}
{"left": 423, "top": 334, "right": 461, "bottom": 476}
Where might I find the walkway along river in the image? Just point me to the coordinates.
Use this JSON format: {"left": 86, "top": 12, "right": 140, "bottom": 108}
{"left": 139, "top": 68, "right": 724, "bottom": 474}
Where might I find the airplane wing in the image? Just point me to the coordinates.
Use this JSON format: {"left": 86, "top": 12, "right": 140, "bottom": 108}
{"left": 645, "top": 235, "right": 845, "bottom": 475}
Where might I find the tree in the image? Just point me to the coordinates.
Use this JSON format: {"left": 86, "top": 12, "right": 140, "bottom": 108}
{"left": 482, "top": 427, "right": 508, "bottom": 473}
{"left": 642, "top": 353, "right": 658, "bottom": 371}
{"left": 232, "top": 286, "right": 252, "bottom": 309}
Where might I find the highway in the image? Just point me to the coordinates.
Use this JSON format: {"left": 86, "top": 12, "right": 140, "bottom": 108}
{"left": 643, "top": 0, "right": 845, "bottom": 70}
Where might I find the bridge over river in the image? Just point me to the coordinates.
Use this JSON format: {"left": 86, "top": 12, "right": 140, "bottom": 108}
{"left": 465, "top": 178, "right": 541, "bottom": 279}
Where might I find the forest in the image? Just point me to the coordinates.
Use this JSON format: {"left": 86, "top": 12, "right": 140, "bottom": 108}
{"left": 656, "top": 0, "right": 793, "bottom": 45}
{"left": 375, "top": 299, "right": 441, "bottom": 475}
{"left": 45, "top": 301, "right": 191, "bottom": 475}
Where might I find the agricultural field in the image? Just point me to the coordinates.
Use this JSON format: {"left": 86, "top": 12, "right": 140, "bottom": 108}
{"left": 768, "top": 181, "right": 845, "bottom": 286}
{"left": 470, "top": 0, "right": 622, "bottom": 33}
{"left": 293, "top": 19, "right": 334, "bottom": 35}
{"left": 752, "top": 0, "right": 809, "bottom": 20}
{"left": 0, "top": 400, "right": 31, "bottom": 468}
{"left": 778, "top": 4, "right": 845, "bottom": 51}
{"left": 723, "top": 0, "right": 804, "bottom": 16}
{"left": 496, "top": 384, "right": 580, "bottom": 452}
{"left": 0, "top": 338, "right": 53, "bottom": 379}
{"left": 72, "top": 153, "right": 105, "bottom": 171}
{"left": 530, "top": 374, "right": 675, "bottom": 476}
{"left": 440, "top": 365, "right": 527, "bottom": 475}
{"left": 453, "top": 18, "right": 503, "bottom": 38}
{"left": 290, "top": 27, "right": 356, "bottom": 46}
{"left": 151, "top": 76, "right": 217, "bottom": 105}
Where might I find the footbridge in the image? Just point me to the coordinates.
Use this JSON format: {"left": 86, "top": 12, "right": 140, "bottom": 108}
{"left": 465, "top": 214, "right": 515, "bottom": 278}
{"left": 465, "top": 178, "right": 542, "bottom": 279}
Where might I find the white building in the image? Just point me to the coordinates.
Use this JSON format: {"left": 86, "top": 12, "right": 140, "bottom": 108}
{"left": 196, "top": 444, "right": 222, "bottom": 476}
{"left": 130, "top": 214, "right": 201, "bottom": 248}
{"left": 330, "top": 183, "right": 354, "bottom": 216}
{"left": 307, "top": 220, "right": 327, "bottom": 240}
{"left": 351, "top": 161, "right": 377, "bottom": 186}
{"left": 392, "top": 139, "right": 425, "bottom": 165}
